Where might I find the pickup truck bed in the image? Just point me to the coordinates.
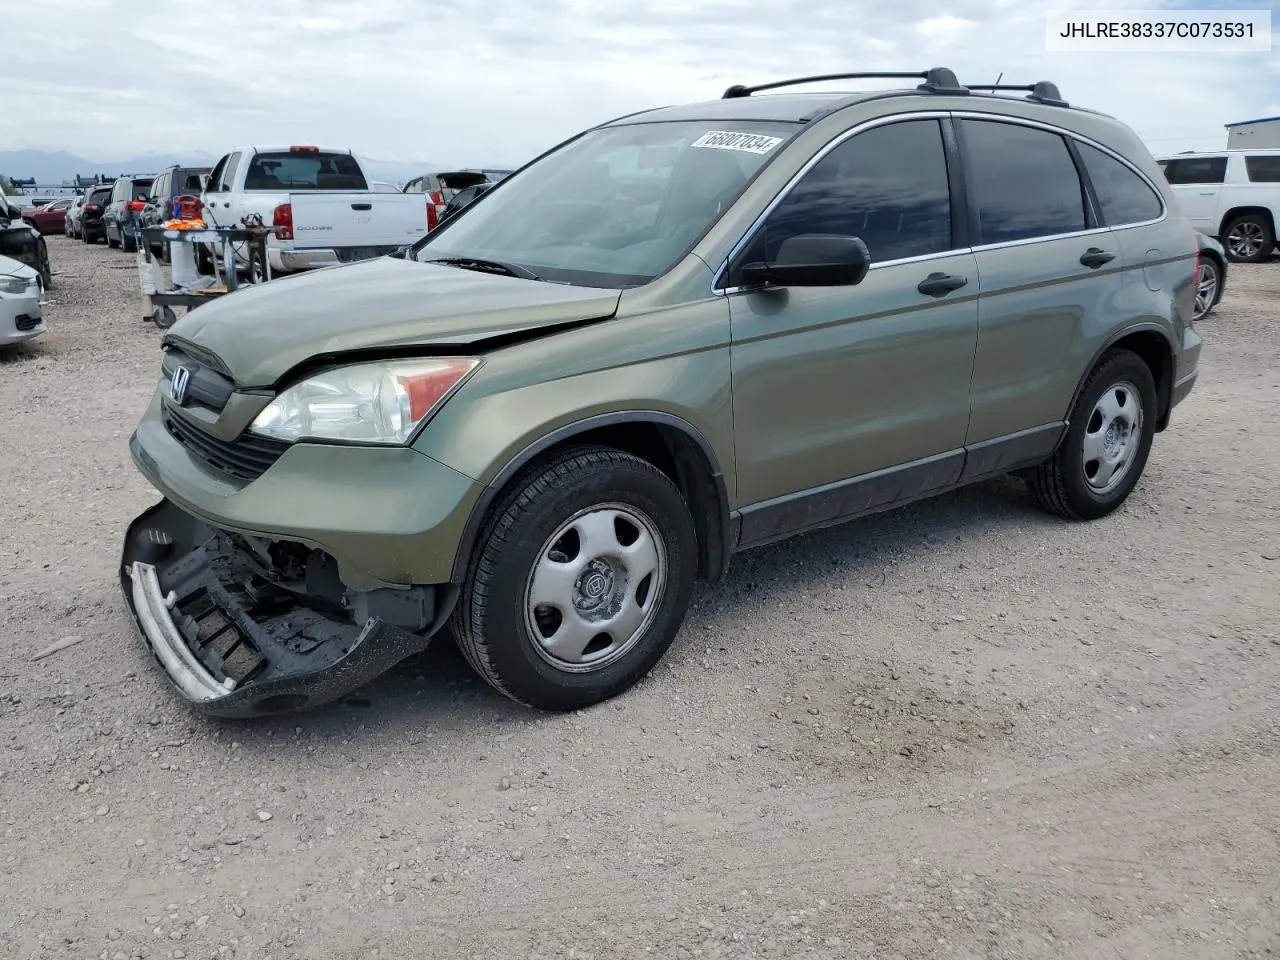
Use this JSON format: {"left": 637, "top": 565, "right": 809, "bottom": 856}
{"left": 199, "top": 146, "right": 428, "bottom": 273}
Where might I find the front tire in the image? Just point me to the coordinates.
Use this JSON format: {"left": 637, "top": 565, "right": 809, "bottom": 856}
{"left": 1222, "top": 214, "right": 1275, "bottom": 263}
{"left": 450, "top": 446, "right": 698, "bottom": 711}
{"left": 36, "top": 240, "right": 52, "bottom": 290}
{"left": 1026, "top": 349, "right": 1157, "bottom": 521}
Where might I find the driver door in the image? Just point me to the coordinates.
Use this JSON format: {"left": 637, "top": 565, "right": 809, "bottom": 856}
{"left": 725, "top": 116, "right": 980, "bottom": 545}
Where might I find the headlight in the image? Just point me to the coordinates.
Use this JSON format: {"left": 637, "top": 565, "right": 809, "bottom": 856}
{"left": 249, "top": 357, "right": 480, "bottom": 445}
{"left": 0, "top": 276, "right": 28, "bottom": 295}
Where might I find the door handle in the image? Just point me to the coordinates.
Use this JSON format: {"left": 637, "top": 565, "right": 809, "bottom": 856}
{"left": 917, "top": 272, "right": 968, "bottom": 297}
{"left": 351, "top": 202, "right": 372, "bottom": 211}
{"left": 1079, "top": 247, "right": 1115, "bottom": 269}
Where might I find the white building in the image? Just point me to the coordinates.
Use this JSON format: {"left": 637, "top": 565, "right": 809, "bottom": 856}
{"left": 1226, "top": 116, "right": 1280, "bottom": 149}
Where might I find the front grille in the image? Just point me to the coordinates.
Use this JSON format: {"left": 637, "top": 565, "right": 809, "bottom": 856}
{"left": 161, "top": 346, "right": 235, "bottom": 413}
{"left": 15, "top": 313, "right": 40, "bottom": 332}
{"left": 162, "top": 407, "right": 288, "bottom": 481}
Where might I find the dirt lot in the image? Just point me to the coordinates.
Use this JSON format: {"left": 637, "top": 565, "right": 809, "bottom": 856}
{"left": 1, "top": 236, "right": 1278, "bottom": 960}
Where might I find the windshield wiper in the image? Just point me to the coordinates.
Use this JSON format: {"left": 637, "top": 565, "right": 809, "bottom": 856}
{"left": 422, "top": 256, "right": 543, "bottom": 282}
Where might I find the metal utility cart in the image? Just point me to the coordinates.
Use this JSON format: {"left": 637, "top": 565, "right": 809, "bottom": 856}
{"left": 136, "top": 222, "right": 273, "bottom": 329}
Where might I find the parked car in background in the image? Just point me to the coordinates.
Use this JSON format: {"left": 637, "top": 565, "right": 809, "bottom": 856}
{"left": 0, "top": 252, "right": 45, "bottom": 347}
{"left": 104, "top": 174, "right": 156, "bottom": 252}
{"left": 140, "top": 165, "right": 212, "bottom": 260}
{"left": 64, "top": 193, "right": 87, "bottom": 238}
{"left": 120, "top": 68, "right": 1201, "bottom": 719}
{"left": 22, "top": 197, "right": 76, "bottom": 235}
{"left": 1156, "top": 149, "right": 1280, "bottom": 262}
{"left": 403, "top": 169, "right": 514, "bottom": 230}
{"left": 77, "top": 184, "right": 113, "bottom": 245}
{"left": 0, "top": 196, "right": 52, "bottom": 289}
{"left": 1193, "top": 232, "right": 1228, "bottom": 321}
{"left": 197, "top": 145, "right": 427, "bottom": 273}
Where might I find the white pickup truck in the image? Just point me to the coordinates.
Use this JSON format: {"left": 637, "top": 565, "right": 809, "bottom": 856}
{"left": 198, "top": 145, "right": 428, "bottom": 274}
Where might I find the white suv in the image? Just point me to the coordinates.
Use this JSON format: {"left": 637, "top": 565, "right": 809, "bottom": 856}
{"left": 1156, "top": 150, "right": 1280, "bottom": 263}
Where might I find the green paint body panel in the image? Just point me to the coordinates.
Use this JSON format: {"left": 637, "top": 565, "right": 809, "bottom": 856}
{"left": 129, "top": 391, "right": 482, "bottom": 589}
{"left": 128, "top": 85, "right": 1203, "bottom": 603}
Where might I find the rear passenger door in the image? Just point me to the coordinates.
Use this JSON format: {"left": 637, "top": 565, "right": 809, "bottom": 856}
{"left": 960, "top": 117, "right": 1123, "bottom": 461}
{"left": 1159, "top": 156, "right": 1227, "bottom": 232}
{"left": 727, "top": 116, "right": 980, "bottom": 544}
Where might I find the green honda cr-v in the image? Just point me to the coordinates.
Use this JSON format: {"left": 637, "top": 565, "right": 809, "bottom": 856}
{"left": 121, "top": 67, "right": 1202, "bottom": 718}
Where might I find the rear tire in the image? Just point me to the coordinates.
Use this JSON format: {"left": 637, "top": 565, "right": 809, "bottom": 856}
{"left": 450, "top": 446, "right": 698, "bottom": 711}
{"left": 1026, "top": 349, "right": 1157, "bottom": 521}
{"left": 1222, "top": 213, "right": 1275, "bottom": 263}
{"left": 1192, "top": 256, "right": 1220, "bottom": 321}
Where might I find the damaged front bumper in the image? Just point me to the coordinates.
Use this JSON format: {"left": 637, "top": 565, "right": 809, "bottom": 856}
{"left": 120, "top": 499, "right": 449, "bottom": 718}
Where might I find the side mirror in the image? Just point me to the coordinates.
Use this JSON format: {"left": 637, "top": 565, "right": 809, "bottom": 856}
{"left": 740, "top": 234, "right": 871, "bottom": 288}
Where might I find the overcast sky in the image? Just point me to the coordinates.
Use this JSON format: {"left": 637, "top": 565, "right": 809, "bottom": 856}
{"left": 9, "top": 0, "right": 1278, "bottom": 166}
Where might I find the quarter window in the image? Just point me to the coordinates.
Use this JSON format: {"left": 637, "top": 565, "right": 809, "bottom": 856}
{"left": 743, "top": 118, "right": 953, "bottom": 269}
{"left": 960, "top": 119, "right": 1087, "bottom": 244}
{"left": 1245, "top": 155, "right": 1280, "bottom": 182}
{"left": 1075, "top": 142, "right": 1163, "bottom": 226}
{"left": 1160, "top": 156, "right": 1228, "bottom": 185}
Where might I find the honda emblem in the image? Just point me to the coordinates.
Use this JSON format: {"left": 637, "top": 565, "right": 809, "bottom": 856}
{"left": 170, "top": 365, "right": 192, "bottom": 405}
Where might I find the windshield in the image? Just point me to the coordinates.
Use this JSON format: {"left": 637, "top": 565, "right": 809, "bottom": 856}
{"left": 243, "top": 151, "right": 368, "bottom": 191}
{"left": 411, "top": 119, "right": 798, "bottom": 288}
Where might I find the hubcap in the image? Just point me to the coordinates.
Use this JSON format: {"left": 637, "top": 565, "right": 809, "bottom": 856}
{"left": 1193, "top": 261, "right": 1218, "bottom": 319}
{"left": 1082, "top": 381, "right": 1143, "bottom": 495}
{"left": 1226, "top": 222, "right": 1264, "bottom": 259}
{"left": 524, "top": 503, "right": 667, "bottom": 673}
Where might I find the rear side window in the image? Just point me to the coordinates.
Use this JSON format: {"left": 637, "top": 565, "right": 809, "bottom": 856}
{"left": 752, "top": 118, "right": 953, "bottom": 265}
{"left": 1075, "top": 142, "right": 1163, "bottom": 226}
{"left": 961, "top": 119, "right": 1087, "bottom": 245}
{"left": 1160, "top": 157, "right": 1227, "bottom": 184}
{"left": 1245, "top": 155, "right": 1280, "bottom": 182}
{"left": 242, "top": 151, "right": 368, "bottom": 191}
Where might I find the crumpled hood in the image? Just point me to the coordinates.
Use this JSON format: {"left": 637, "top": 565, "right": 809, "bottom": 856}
{"left": 163, "top": 255, "right": 622, "bottom": 387}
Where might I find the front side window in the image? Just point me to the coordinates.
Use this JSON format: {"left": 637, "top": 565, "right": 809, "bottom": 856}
{"left": 735, "top": 118, "right": 953, "bottom": 273}
{"left": 412, "top": 119, "right": 799, "bottom": 288}
{"left": 242, "top": 151, "right": 368, "bottom": 191}
{"left": 1245, "top": 155, "right": 1280, "bottom": 182}
{"left": 1161, "top": 156, "right": 1228, "bottom": 185}
{"left": 961, "top": 119, "right": 1088, "bottom": 245}
{"left": 1076, "top": 142, "right": 1163, "bottom": 226}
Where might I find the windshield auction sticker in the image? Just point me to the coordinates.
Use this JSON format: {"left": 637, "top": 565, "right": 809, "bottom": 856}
{"left": 690, "top": 131, "right": 785, "bottom": 154}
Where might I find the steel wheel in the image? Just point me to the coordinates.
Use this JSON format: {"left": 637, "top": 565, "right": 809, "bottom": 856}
{"left": 1192, "top": 258, "right": 1219, "bottom": 321}
{"left": 523, "top": 502, "right": 667, "bottom": 673}
{"left": 1082, "top": 380, "right": 1143, "bottom": 495}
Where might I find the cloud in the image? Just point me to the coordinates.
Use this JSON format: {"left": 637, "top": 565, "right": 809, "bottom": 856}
{"left": 8, "top": 0, "right": 1278, "bottom": 166}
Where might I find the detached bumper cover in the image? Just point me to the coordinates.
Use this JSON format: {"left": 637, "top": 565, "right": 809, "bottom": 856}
{"left": 120, "top": 499, "right": 438, "bottom": 718}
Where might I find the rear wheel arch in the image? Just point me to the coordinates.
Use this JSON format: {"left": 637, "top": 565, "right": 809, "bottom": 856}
{"left": 1066, "top": 326, "right": 1176, "bottom": 435}
{"left": 1218, "top": 205, "right": 1276, "bottom": 240}
{"left": 449, "top": 412, "right": 732, "bottom": 586}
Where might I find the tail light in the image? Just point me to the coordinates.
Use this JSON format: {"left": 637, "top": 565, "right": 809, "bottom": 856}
{"left": 426, "top": 200, "right": 438, "bottom": 231}
{"left": 84, "top": 204, "right": 100, "bottom": 213}
{"left": 273, "top": 202, "right": 294, "bottom": 240}
{"left": 125, "top": 200, "right": 146, "bottom": 212}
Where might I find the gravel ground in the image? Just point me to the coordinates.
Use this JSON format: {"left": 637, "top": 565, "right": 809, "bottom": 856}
{"left": 2, "top": 236, "right": 1278, "bottom": 960}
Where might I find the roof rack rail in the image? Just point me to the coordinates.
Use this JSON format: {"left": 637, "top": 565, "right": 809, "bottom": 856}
{"left": 967, "top": 81, "right": 1069, "bottom": 108}
{"left": 721, "top": 66, "right": 968, "bottom": 99}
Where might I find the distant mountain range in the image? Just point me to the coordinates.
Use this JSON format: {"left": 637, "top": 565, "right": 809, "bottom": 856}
{"left": 0, "top": 149, "right": 500, "bottom": 189}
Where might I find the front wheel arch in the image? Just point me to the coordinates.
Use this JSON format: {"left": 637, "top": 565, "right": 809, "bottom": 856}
{"left": 447, "top": 411, "right": 732, "bottom": 586}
